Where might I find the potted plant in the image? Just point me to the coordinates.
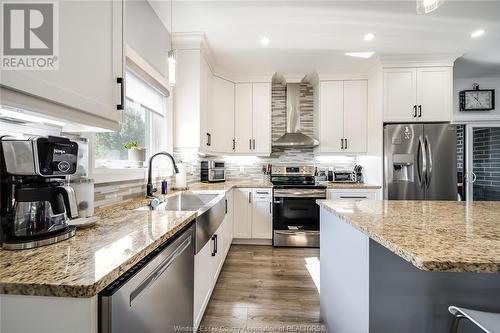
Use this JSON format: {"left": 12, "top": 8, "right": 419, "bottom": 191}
{"left": 124, "top": 140, "right": 146, "bottom": 162}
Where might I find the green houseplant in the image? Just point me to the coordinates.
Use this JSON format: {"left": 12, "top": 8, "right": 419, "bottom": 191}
{"left": 124, "top": 140, "right": 145, "bottom": 162}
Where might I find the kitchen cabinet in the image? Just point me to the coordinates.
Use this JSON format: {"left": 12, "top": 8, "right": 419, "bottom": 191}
{"left": 327, "top": 189, "right": 380, "bottom": 200}
{"left": 252, "top": 83, "right": 272, "bottom": 155}
{"left": 251, "top": 188, "right": 273, "bottom": 239}
{"left": 316, "top": 80, "right": 367, "bottom": 153}
{"left": 234, "top": 84, "right": 254, "bottom": 153}
{"left": 233, "top": 188, "right": 253, "bottom": 238}
{"left": 234, "top": 83, "right": 271, "bottom": 155}
{"left": 233, "top": 187, "right": 272, "bottom": 240}
{"left": 383, "top": 67, "right": 452, "bottom": 122}
{"left": 0, "top": 0, "right": 124, "bottom": 130}
{"left": 209, "top": 76, "right": 235, "bottom": 153}
{"left": 174, "top": 49, "right": 213, "bottom": 152}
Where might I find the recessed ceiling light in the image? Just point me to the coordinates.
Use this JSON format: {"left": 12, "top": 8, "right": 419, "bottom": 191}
{"left": 363, "top": 33, "right": 375, "bottom": 41}
{"left": 345, "top": 52, "right": 374, "bottom": 59}
{"left": 471, "top": 29, "right": 485, "bottom": 38}
{"left": 260, "top": 36, "right": 270, "bottom": 46}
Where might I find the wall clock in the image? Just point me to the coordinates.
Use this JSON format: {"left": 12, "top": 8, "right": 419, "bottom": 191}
{"left": 459, "top": 84, "right": 495, "bottom": 111}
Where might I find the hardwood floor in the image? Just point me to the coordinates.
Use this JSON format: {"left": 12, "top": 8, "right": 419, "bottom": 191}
{"left": 199, "top": 245, "right": 327, "bottom": 332}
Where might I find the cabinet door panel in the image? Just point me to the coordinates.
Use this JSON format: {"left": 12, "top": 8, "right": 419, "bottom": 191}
{"left": 233, "top": 188, "right": 252, "bottom": 238}
{"left": 210, "top": 76, "right": 235, "bottom": 153}
{"left": 343, "top": 80, "right": 368, "bottom": 153}
{"left": 252, "top": 83, "right": 271, "bottom": 155}
{"left": 251, "top": 195, "right": 272, "bottom": 239}
{"left": 234, "top": 84, "right": 253, "bottom": 153}
{"left": 416, "top": 67, "right": 452, "bottom": 122}
{"left": 383, "top": 68, "right": 417, "bottom": 122}
{"left": 1, "top": 0, "right": 123, "bottom": 126}
{"left": 194, "top": 238, "right": 217, "bottom": 327}
{"left": 319, "top": 81, "right": 344, "bottom": 153}
{"left": 200, "top": 56, "right": 211, "bottom": 151}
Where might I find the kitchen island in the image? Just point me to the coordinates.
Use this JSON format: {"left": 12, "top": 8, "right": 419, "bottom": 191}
{"left": 317, "top": 199, "right": 500, "bottom": 333}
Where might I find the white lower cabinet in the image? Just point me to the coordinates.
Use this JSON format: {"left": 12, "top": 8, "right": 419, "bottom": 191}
{"left": 233, "top": 188, "right": 253, "bottom": 238}
{"left": 327, "top": 189, "right": 380, "bottom": 200}
{"left": 194, "top": 191, "right": 233, "bottom": 329}
{"left": 233, "top": 188, "right": 272, "bottom": 240}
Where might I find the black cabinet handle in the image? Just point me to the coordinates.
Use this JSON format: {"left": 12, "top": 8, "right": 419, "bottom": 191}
{"left": 249, "top": 139, "right": 252, "bottom": 150}
{"left": 253, "top": 139, "right": 256, "bottom": 150}
{"left": 232, "top": 139, "right": 235, "bottom": 150}
{"left": 211, "top": 234, "right": 217, "bottom": 256}
{"left": 345, "top": 138, "right": 348, "bottom": 149}
{"left": 341, "top": 138, "right": 344, "bottom": 149}
{"left": 225, "top": 199, "right": 228, "bottom": 214}
{"left": 117, "top": 77, "right": 124, "bottom": 110}
{"left": 418, "top": 105, "right": 422, "bottom": 118}
{"left": 214, "top": 234, "right": 218, "bottom": 255}
{"left": 413, "top": 105, "right": 417, "bottom": 117}
{"left": 206, "top": 133, "right": 211, "bottom": 146}
{"left": 269, "top": 202, "right": 272, "bottom": 214}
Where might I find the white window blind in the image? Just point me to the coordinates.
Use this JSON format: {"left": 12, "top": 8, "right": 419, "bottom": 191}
{"left": 126, "top": 70, "right": 165, "bottom": 115}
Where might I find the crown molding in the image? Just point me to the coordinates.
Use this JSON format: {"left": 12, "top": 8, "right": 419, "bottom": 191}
{"left": 172, "top": 32, "right": 218, "bottom": 72}
{"left": 378, "top": 53, "right": 463, "bottom": 68}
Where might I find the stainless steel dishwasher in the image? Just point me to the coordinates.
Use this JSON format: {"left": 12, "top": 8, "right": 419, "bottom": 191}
{"left": 99, "top": 223, "right": 195, "bottom": 333}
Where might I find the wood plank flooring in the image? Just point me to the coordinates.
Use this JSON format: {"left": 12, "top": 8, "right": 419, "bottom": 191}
{"left": 199, "top": 245, "right": 327, "bottom": 332}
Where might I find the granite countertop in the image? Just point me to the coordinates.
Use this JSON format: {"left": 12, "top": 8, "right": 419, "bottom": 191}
{"left": 317, "top": 200, "right": 500, "bottom": 273}
{"left": 0, "top": 180, "right": 272, "bottom": 297}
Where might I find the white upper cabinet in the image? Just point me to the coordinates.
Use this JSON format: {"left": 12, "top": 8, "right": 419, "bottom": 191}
{"left": 383, "top": 68, "right": 417, "bottom": 122}
{"left": 383, "top": 66, "right": 452, "bottom": 123}
{"left": 343, "top": 80, "right": 368, "bottom": 153}
{"left": 234, "top": 82, "right": 271, "bottom": 155}
{"left": 1, "top": 0, "right": 124, "bottom": 129}
{"left": 252, "top": 83, "right": 272, "bottom": 155}
{"left": 234, "top": 84, "right": 254, "bottom": 153}
{"left": 210, "top": 76, "right": 235, "bottom": 153}
{"left": 316, "top": 80, "right": 367, "bottom": 153}
{"left": 416, "top": 67, "right": 452, "bottom": 122}
{"left": 318, "top": 81, "right": 344, "bottom": 153}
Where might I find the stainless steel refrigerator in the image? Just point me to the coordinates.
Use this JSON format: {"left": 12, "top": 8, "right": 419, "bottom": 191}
{"left": 384, "top": 123, "right": 457, "bottom": 200}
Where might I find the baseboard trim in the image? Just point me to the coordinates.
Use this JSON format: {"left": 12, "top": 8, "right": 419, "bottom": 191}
{"left": 232, "top": 238, "right": 272, "bottom": 245}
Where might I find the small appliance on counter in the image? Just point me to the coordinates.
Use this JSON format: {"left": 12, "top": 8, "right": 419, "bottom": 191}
{"left": 0, "top": 135, "right": 81, "bottom": 249}
{"left": 200, "top": 160, "right": 225, "bottom": 183}
{"left": 333, "top": 170, "right": 357, "bottom": 183}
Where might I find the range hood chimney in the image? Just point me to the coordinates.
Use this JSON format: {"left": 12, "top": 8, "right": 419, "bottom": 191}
{"left": 273, "top": 83, "right": 319, "bottom": 147}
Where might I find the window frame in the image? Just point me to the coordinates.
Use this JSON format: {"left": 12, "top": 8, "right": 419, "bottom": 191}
{"left": 92, "top": 46, "right": 172, "bottom": 184}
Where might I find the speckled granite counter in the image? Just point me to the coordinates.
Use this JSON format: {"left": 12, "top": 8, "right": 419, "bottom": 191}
{"left": 317, "top": 199, "right": 500, "bottom": 273}
{"left": 0, "top": 180, "right": 272, "bottom": 297}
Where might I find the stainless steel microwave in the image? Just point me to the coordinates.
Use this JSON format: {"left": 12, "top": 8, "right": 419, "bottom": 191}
{"left": 200, "top": 161, "right": 225, "bottom": 183}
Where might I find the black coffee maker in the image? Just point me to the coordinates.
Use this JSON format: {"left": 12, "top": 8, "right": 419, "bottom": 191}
{"left": 0, "top": 135, "right": 79, "bottom": 250}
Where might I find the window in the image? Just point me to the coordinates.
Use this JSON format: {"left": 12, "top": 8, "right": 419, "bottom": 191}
{"left": 95, "top": 70, "right": 169, "bottom": 168}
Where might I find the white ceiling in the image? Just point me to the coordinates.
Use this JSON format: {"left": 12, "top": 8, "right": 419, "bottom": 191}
{"left": 149, "top": 0, "right": 500, "bottom": 77}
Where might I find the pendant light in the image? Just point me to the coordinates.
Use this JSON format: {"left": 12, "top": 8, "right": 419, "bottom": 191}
{"left": 167, "top": 0, "right": 176, "bottom": 86}
{"left": 416, "top": 0, "right": 445, "bottom": 14}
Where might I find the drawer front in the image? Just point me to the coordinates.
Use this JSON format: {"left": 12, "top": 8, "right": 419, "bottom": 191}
{"left": 328, "top": 190, "right": 379, "bottom": 200}
{"left": 252, "top": 188, "right": 272, "bottom": 200}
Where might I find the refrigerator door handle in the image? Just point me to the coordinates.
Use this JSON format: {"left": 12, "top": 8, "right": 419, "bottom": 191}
{"left": 425, "top": 136, "right": 433, "bottom": 188}
{"left": 417, "top": 136, "right": 427, "bottom": 188}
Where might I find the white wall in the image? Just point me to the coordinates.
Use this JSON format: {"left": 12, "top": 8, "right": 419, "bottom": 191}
{"left": 357, "top": 67, "right": 383, "bottom": 187}
{"left": 453, "top": 59, "right": 500, "bottom": 123}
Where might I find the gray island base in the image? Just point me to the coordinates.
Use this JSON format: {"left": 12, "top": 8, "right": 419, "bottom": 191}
{"left": 319, "top": 205, "right": 500, "bottom": 333}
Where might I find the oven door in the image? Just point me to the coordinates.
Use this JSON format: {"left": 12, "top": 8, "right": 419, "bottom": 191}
{"left": 273, "top": 189, "right": 325, "bottom": 231}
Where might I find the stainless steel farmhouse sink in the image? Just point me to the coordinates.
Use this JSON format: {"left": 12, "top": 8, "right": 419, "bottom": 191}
{"left": 136, "top": 190, "right": 227, "bottom": 254}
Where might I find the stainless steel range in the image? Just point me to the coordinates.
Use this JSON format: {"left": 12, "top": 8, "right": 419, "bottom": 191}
{"left": 271, "top": 165, "right": 326, "bottom": 248}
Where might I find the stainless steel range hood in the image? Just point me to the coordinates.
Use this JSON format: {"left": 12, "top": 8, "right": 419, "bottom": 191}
{"left": 273, "top": 83, "right": 319, "bottom": 147}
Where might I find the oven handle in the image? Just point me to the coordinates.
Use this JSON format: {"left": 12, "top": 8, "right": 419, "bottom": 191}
{"left": 273, "top": 189, "right": 326, "bottom": 198}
